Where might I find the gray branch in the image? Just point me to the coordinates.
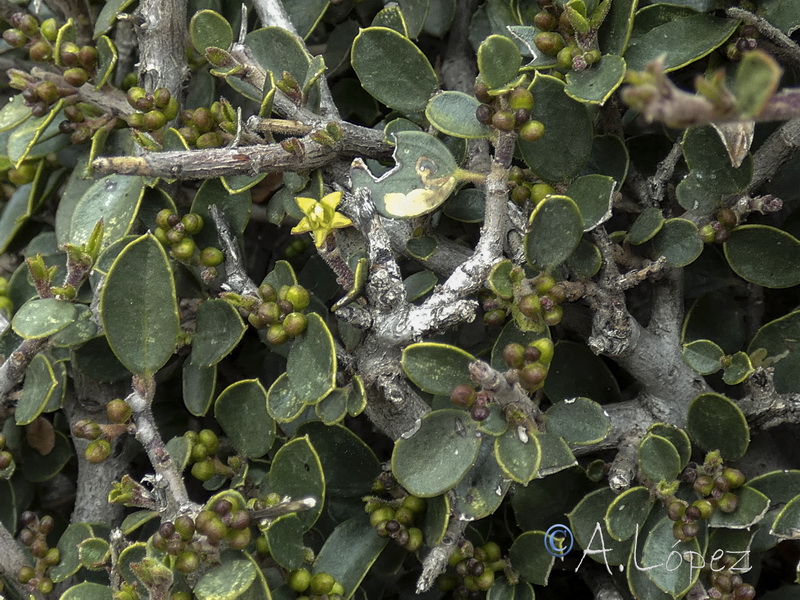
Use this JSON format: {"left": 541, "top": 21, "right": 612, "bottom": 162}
{"left": 134, "top": 0, "right": 188, "bottom": 99}
{"left": 416, "top": 518, "right": 469, "bottom": 593}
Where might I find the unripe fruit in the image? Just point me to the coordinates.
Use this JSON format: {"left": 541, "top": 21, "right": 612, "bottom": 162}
{"left": 85, "top": 439, "right": 111, "bottom": 463}
{"left": 694, "top": 474, "right": 714, "bottom": 496}
{"left": 35, "top": 81, "right": 59, "bottom": 105}
{"left": 17, "top": 565, "right": 34, "bottom": 583}
{"left": 171, "top": 238, "right": 196, "bottom": 260}
{"left": 533, "top": 11, "right": 558, "bottom": 31}
{"left": 511, "top": 184, "right": 531, "bottom": 205}
{"left": 667, "top": 500, "right": 685, "bottom": 521}
{"left": 162, "top": 97, "right": 179, "bottom": 121}
{"left": 107, "top": 398, "right": 132, "bottom": 423}
{"left": 266, "top": 323, "right": 289, "bottom": 345}
{"left": 64, "top": 68, "right": 89, "bottom": 87}
{"left": 191, "top": 459, "right": 215, "bottom": 481}
{"left": 714, "top": 476, "right": 731, "bottom": 493}
{"left": 181, "top": 213, "right": 203, "bottom": 235}
{"left": 543, "top": 304, "right": 563, "bottom": 326}
{"left": 153, "top": 88, "right": 171, "bottom": 109}
{"left": 523, "top": 345, "right": 542, "bottom": 363}
{"left": 310, "top": 572, "right": 336, "bottom": 595}
{"left": 529, "top": 338, "right": 554, "bottom": 365}
{"left": 685, "top": 505, "right": 701, "bottom": 521}
{"left": 8, "top": 164, "right": 36, "bottom": 185}
{"left": 405, "top": 527, "right": 423, "bottom": 552}
{"left": 193, "top": 107, "right": 214, "bottom": 132}
{"left": 483, "top": 308, "right": 506, "bottom": 327}
{"left": 518, "top": 294, "right": 541, "bottom": 318}
{"left": 286, "top": 285, "right": 311, "bottom": 311}
{"left": 717, "top": 207, "right": 737, "bottom": 228}
{"left": 30, "top": 538, "right": 48, "bottom": 558}
{"left": 289, "top": 568, "right": 312, "bottom": 592}
{"left": 283, "top": 312, "right": 308, "bottom": 337}
{"left": 78, "top": 46, "right": 97, "bottom": 70}
{"left": 43, "top": 547, "right": 60, "bottom": 566}
{"left": 29, "top": 40, "right": 53, "bottom": 62}
{"left": 401, "top": 495, "right": 426, "bottom": 515}
{"left": 198, "top": 429, "right": 220, "bottom": 454}
{"left": 514, "top": 108, "right": 530, "bottom": 124}
{"left": 682, "top": 520, "right": 700, "bottom": 539}
{"left": 13, "top": 14, "right": 38, "bottom": 37}
{"left": 718, "top": 492, "right": 738, "bottom": 513}
{"left": 196, "top": 131, "right": 223, "bottom": 148}
{"left": 370, "top": 506, "right": 395, "bottom": 528}
{"left": 475, "top": 103, "right": 493, "bottom": 125}
{"left": 502, "top": 342, "right": 526, "bottom": 369}
{"left": 394, "top": 528, "right": 410, "bottom": 547}
{"left": 0, "top": 451, "right": 12, "bottom": 469}
{"left": 534, "top": 32, "right": 565, "bottom": 56}
{"left": 257, "top": 302, "right": 281, "bottom": 324}
{"left": 226, "top": 526, "right": 251, "bottom": 549}
{"left": 175, "top": 550, "right": 199, "bottom": 574}
{"left": 585, "top": 49, "right": 601, "bottom": 65}
{"left": 509, "top": 87, "right": 534, "bottom": 111}
{"left": 143, "top": 110, "right": 167, "bottom": 131}
{"left": 520, "top": 362, "right": 548, "bottom": 391}
{"left": 200, "top": 246, "right": 224, "bottom": 267}
{"left": 699, "top": 224, "right": 715, "bottom": 243}
{"left": 492, "top": 109, "right": 515, "bottom": 132}
{"left": 259, "top": 283, "right": 277, "bottom": 302}
{"left": 483, "top": 541, "right": 502, "bottom": 562}
{"left": 174, "top": 515, "right": 195, "bottom": 540}
{"left": 721, "top": 467, "right": 746, "bottom": 489}
{"left": 557, "top": 46, "right": 575, "bottom": 70}
{"left": 191, "top": 442, "right": 209, "bottom": 463}
{"left": 519, "top": 120, "right": 546, "bottom": 142}
{"left": 531, "top": 183, "right": 555, "bottom": 203}
{"left": 451, "top": 384, "right": 477, "bottom": 408}
{"left": 693, "top": 498, "right": 714, "bottom": 520}
{"left": 37, "top": 578, "right": 54, "bottom": 595}
{"left": 734, "top": 584, "right": 755, "bottom": 600}
{"left": 40, "top": 515, "right": 54, "bottom": 533}
{"left": 154, "top": 227, "right": 169, "bottom": 245}
{"left": 278, "top": 299, "right": 294, "bottom": 316}
{"left": 474, "top": 82, "right": 491, "bottom": 103}
{"left": 40, "top": 18, "right": 57, "bottom": 42}
{"left": 2, "top": 29, "right": 27, "bottom": 48}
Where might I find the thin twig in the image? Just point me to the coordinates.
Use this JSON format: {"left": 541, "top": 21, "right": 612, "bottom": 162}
{"left": 416, "top": 518, "right": 469, "bottom": 593}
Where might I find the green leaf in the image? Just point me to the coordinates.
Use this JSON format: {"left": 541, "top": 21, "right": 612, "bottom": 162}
{"left": 0, "top": 95, "right": 32, "bottom": 132}
{"left": 708, "top": 486, "right": 769, "bottom": 529}
{"left": 772, "top": 493, "right": 800, "bottom": 539}
{"left": 566, "top": 239, "right": 602, "bottom": 277}
{"left": 488, "top": 259, "right": 514, "bottom": 299}
{"left": 194, "top": 558, "right": 258, "bottom": 600}
{"left": 61, "top": 583, "right": 113, "bottom": 600}
{"left": 12, "top": 298, "right": 77, "bottom": 340}
{"left": 605, "top": 486, "right": 653, "bottom": 541}
{"left": 373, "top": 5, "right": 409, "bottom": 36}
{"left": 535, "top": 432, "right": 578, "bottom": 477}
{"left": 8, "top": 102, "right": 63, "bottom": 166}
{"left": 543, "top": 340, "right": 621, "bottom": 404}
{"left": 518, "top": 74, "right": 593, "bottom": 182}
{"left": 544, "top": 397, "right": 611, "bottom": 445}
{"left": 296, "top": 421, "right": 381, "bottom": 497}
{"left": 568, "top": 487, "right": 632, "bottom": 566}
{"left": 247, "top": 26, "right": 311, "bottom": 92}
{"left": 586, "top": 134, "right": 629, "bottom": 184}
{"left": 734, "top": 49, "right": 782, "bottom": 118}
{"left": 94, "top": 35, "right": 118, "bottom": 89}
{"left": 69, "top": 174, "right": 145, "bottom": 247}
{"left": 598, "top": 0, "right": 637, "bottom": 55}
{"left": 0, "top": 183, "right": 36, "bottom": 254}
{"left": 423, "top": 0, "right": 456, "bottom": 38}
{"left": 486, "top": 577, "right": 535, "bottom": 600}
{"left": 638, "top": 433, "right": 681, "bottom": 482}
{"left": 640, "top": 517, "right": 701, "bottom": 596}
{"left": 566, "top": 174, "right": 615, "bottom": 231}
{"left": 509, "top": 531, "right": 556, "bottom": 586}
{"left": 565, "top": 54, "right": 626, "bottom": 104}
{"left": 651, "top": 218, "right": 703, "bottom": 267}
{"left": 214, "top": 379, "right": 274, "bottom": 458}
{"left": 451, "top": 438, "right": 511, "bottom": 520}
{"left": 351, "top": 27, "right": 438, "bottom": 114}
{"left": 315, "top": 388, "right": 348, "bottom": 424}
{"left": 686, "top": 392, "right": 750, "bottom": 460}
{"left": 120, "top": 511, "right": 158, "bottom": 535}
{"left": 51, "top": 523, "right": 94, "bottom": 582}
{"left": 512, "top": 466, "right": 596, "bottom": 531}
{"left": 401, "top": 342, "right": 475, "bottom": 396}
{"left": 312, "top": 515, "right": 389, "bottom": 600}
{"left": 682, "top": 339, "right": 724, "bottom": 375}
{"left": 267, "top": 373, "right": 306, "bottom": 423}
{"left": 724, "top": 225, "right": 800, "bottom": 288}
{"left": 191, "top": 299, "right": 246, "bottom": 367}
{"left": 286, "top": 313, "right": 336, "bottom": 403}
{"left": 444, "top": 188, "right": 485, "bottom": 223}
{"left": 190, "top": 10, "right": 233, "bottom": 55}
{"left": 627, "top": 207, "right": 664, "bottom": 245}
{"left": 16, "top": 354, "right": 57, "bottom": 425}
{"left": 94, "top": 0, "right": 136, "bottom": 38}
{"left": 426, "top": 91, "right": 490, "bottom": 139}
{"left": 406, "top": 235, "right": 439, "bottom": 259}
{"left": 478, "top": 34, "right": 521, "bottom": 89}
{"left": 190, "top": 178, "right": 251, "bottom": 249}
{"left": 625, "top": 14, "right": 738, "bottom": 72}
{"left": 491, "top": 320, "right": 549, "bottom": 372}
{"left": 404, "top": 270, "right": 438, "bottom": 301}
{"left": 494, "top": 427, "right": 541, "bottom": 484}
{"left": 183, "top": 362, "right": 216, "bottom": 417}
{"left": 760, "top": 0, "right": 800, "bottom": 35}
{"left": 722, "top": 351, "right": 754, "bottom": 385}
{"left": 268, "top": 436, "right": 324, "bottom": 530}
{"left": 351, "top": 130, "right": 458, "bottom": 219}
{"left": 79, "top": 537, "right": 110, "bottom": 569}
{"left": 100, "top": 234, "right": 179, "bottom": 377}
{"left": 647, "top": 423, "right": 691, "bottom": 468}
{"left": 749, "top": 310, "right": 800, "bottom": 393}
{"left": 283, "top": 0, "right": 330, "bottom": 38}
{"left": 748, "top": 470, "right": 800, "bottom": 505}
{"left": 265, "top": 514, "right": 305, "bottom": 570}
{"left": 392, "top": 409, "right": 482, "bottom": 497}
{"left": 525, "top": 195, "right": 584, "bottom": 270}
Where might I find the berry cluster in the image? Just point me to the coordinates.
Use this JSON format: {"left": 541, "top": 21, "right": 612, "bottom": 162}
{"left": 153, "top": 209, "right": 224, "bottom": 268}
{"left": 176, "top": 100, "right": 237, "bottom": 149}
{"left": 3, "top": 13, "right": 97, "bottom": 72}
{"left": 698, "top": 208, "right": 738, "bottom": 244}
{"left": 724, "top": 25, "right": 759, "bottom": 62}
{"left": 288, "top": 569, "right": 346, "bottom": 600}
{"left": 532, "top": 1, "right": 601, "bottom": 72}
{"left": 184, "top": 429, "right": 241, "bottom": 483}
{"left": 474, "top": 84, "right": 545, "bottom": 142}
{"left": 706, "top": 555, "right": 755, "bottom": 600}
{"left": 450, "top": 384, "right": 492, "bottom": 421}
{"left": 367, "top": 495, "right": 425, "bottom": 552}
{"left": 71, "top": 398, "right": 133, "bottom": 464}
{"left": 507, "top": 166, "right": 555, "bottom": 207}
{"left": 666, "top": 461, "right": 745, "bottom": 542}
{"left": 438, "top": 540, "right": 505, "bottom": 599}
{"left": 481, "top": 273, "right": 566, "bottom": 330}
{"left": 0, "top": 433, "right": 14, "bottom": 476}
{"left": 246, "top": 282, "right": 310, "bottom": 345}
{"left": 15, "top": 512, "right": 60, "bottom": 595}
{"left": 502, "top": 337, "right": 555, "bottom": 393}
{"left": 125, "top": 87, "right": 179, "bottom": 134}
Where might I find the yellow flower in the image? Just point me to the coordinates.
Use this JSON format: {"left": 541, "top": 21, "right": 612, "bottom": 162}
{"left": 290, "top": 191, "right": 352, "bottom": 248}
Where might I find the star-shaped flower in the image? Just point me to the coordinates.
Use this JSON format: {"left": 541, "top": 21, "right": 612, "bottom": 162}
{"left": 290, "top": 191, "right": 352, "bottom": 248}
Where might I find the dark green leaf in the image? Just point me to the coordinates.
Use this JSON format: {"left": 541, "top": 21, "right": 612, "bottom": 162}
{"left": 734, "top": 49, "right": 782, "bottom": 118}
{"left": 647, "top": 423, "right": 691, "bottom": 468}
{"left": 190, "top": 178, "right": 251, "bottom": 249}
{"left": 686, "top": 392, "right": 750, "bottom": 460}
{"left": 268, "top": 436, "right": 324, "bottom": 530}
{"left": 651, "top": 218, "right": 702, "bottom": 267}
{"left": 190, "top": 10, "right": 233, "bottom": 55}
{"left": 543, "top": 341, "right": 621, "bottom": 404}
{"left": 283, "top": 0, "right": 329, "bottom": 38}
{"left": 725, "top": 225, "right": 800, "bottom": 288}
{"left": 566, "top": 174, "right": 615, "bottom": 231}
{"left": 444, "top": 188, "right": 485, "bottom": 223}
{"left": 286, "top": 313, "right": 336, "bottom": 403}
{"left": 426, "top": 91, "right": 490, "bottom": 139}
{"left": 265, "top": 514, "right": 305, "bottom": 570}
{"left": 598, "top": 0, "right": 637, "bottom": 55}
{"left": 566, "top": 239, "right": 602, "bottom": 277}
{"left": 627, "top": 207, "right": 665, "bottom": 245}
{"left": 401, "top": 342, "right": 475, "bottom": 396}
{"left": 749, "top": 310, "right": 800, "bottom": 393}
{"left": 640, "top": 516, "right": 701, "bottom": 596}
{"left": 709, "top": 486, "right": 769, "bottom": 529}
{"left": 638, "top": 433, "right": 681, "bottom": 482}
{"left": 214, "top": 379, "right": 274, "bottom": 458}
{"left": 565, "top": 55, "right": 626, "bottom": 104}
{"left": 191, "top": 299, "right": 246, "bottom": 367}
{"left": 100, "top": 234, "right": 179, "bottom": 376}
{"left": 605, "top": 486, "right": 653, "bottom": 542}
{"left": 194, "top": 558, "right": 257, "bottom": 600}
{"left": 12, "top": 298, "right": 77, "bottom": 340}
{"left": 478, "top": 34, "right": 521, "bottom": 89}
{"left": 404, "top": 270, "right": 438, "bottom": 301}
{"left": 20, "top": 430, "right": 71, "bottom": 482}
{"left": 525, "top": 195, "right": 584, "bottom": 270}
{"left": 568, "top": 487, "right": 632, "bottom": 566}
{"left": 451, "top": 438, "right": 510, "bottom": 520}
{"left": 94, "top": 0, "right": 136, "bottom": 38}
{"left": 183, "top": 362, "right": 216, "bottom": 417}
{"left": 61, "top": 583, "right": 113, "bottom": 600}
{"left": 682, "top": 339, "right": 724, "bottom": 375}
{"left": 722, "top": 351, "right": 754, "bottom": 385}
{"left": 16, "top": 354, "right": 57, "bottom": 425}
{"left": 494, "top": 428, "right": 541, "bottom": 484}
{"left": 267, "top": 373, "right": 306, "bottom": 423}
{"left": 51, "top": 523, "right": 94, "bottom": 582}
{"left": 544, "top": 397, "right": 611, "bottom": 445}
{"left": 509, "top": 531, "right": 556, "bottom": 586}
{"left": 535, "top": 432, "right": 577, "bottom": 477}
{"left": 69, "top": 174, "right": 145, "bottom": 247}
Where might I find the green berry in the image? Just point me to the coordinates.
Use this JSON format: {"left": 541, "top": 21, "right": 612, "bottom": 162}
{"left": 585, "top": 49, "right": 601, "bottom": 65}
{"left": 171, "top": 238, "right": 196, "bottom": 260}
{"left": 519, "top": 362, "right": 547, "bottom": 391}
{"left": 534, "top": 32, "right": 565, "bottom": 56}
{"left": 153, "top": 87, "right": 171, "bottom": 109}
{"left": 85, "top": 439, "right": 111, "bottom": 463}
{"left": 698, "top": 224, "right": 715, "bottom": 243}
{"left": 289, "top": 568, "right": 312, "bottom": 593}
{"left": 266, "top": 324, "right": 289, "bottom": 345}
{"left": 502, "top": 342, "right": 526, "bottom": 369}
{"left": 451, "top": 384, "right": 477, "bottom": 408}
{"left": 331, "top": 582, "right": 345, "bottom": 597}
{"left": 283, "top": 312, "right": 308, "bottom": 337}
{"left": 667, "top": 500, "right": 686, "bottom": 521}
{"left": 35, "top": 81, "right": 59, "bottom": 104}
{"left": 257, "top": 302, "right": 281, "bottom": 324}
{"left": 259, "top": 283, "right": 277, "bottom": 302}
{"left": 511, "top": 184, "right": 531, "bottom": 205}
{"left": 191, "top": 459, "right": 215, "bottom": 482}
{"left": 492, "top": 109, "right": 515, "bottom": 132}
{"left": 143, "top": 110, "right": 167, "bottom": 131}
{"left": 518, "top": 294, "right": 541, "bottom": 318}
{"left": 154, "top": 227, "right": 169, "bottom": 245}
{"left": 404, "top": 527, "right": 423, "bottom": 552}
{"left": 199, "top": 246, "right": 224, "bottom": 267}
{"left": 193, "top": 107, "right": 214, "bottom": 132}
{"left": 693, "top": 474, "right": 714, "bottom": 496}
{"left": 78, "top": 46, "right": 97, "bottom": 70}
{"left": 529, "top": 338, "right": 554, "bottom": 365}
{"left": 543, "top": 304, "right": 563, "bottom": 326}
{"left": 401, "top": 495, "right": 426, "bottom": 515}
{"left": 718, "top": 492, "right": 738, "bottom": 514}
{"left": 693, "top": 498, "right": 714, "bottom": 520}
{"left": 483, "top": 308, "right": 506, "bottom": 327}
{"left": 483, "top": 541, "right": 502, "bottom": 562}
{"left": 198, "top": 429, "right": 220, "bottom": 454}
{"left": 225, "top": 526, "right": 251, "bottom": 549}
{"left": 533, "top": 11, "right": 558, "bottom": 31}
{"left": 531, "top": 183, "right": 555, "bottom": 203}
{"left": 286, "top": 285, "right": 311, "bottom": 311}
{"left": 162, "top": 96, "right": 179, "bottom": 121}
{"left": 174, "top": 515, "right": 195, "bottom": 540}
{"left": 310, "top": 572, "right": 336, "bottom": 596}
{"left": 0, "top": 451, "right": 13, "bottom": 469}
{"left": 2, "top": 29, "right": 27, "bottom": 48}
{"left": 64, "top": 67, "right": 89, "bottom": 87}
{"left": 509, "top": 87, "right": 534, "bottom": 111}
{"left": 181, "top": 213, "right": 204, "bottom": 235}
{"left": 369, "top": 506, "right": 395, "bottom": 528}
{"left": 196, "top": 131, "right": 223, "bottom": 148}
{"left": 519, "top": 120, "right": 545, "bottom": 142}
{"left": 106, "top": 398, "right": 132, "bottom": 424}
{"left": 8, "top": 163, "right": 36, "bottom": 185}
{"left": 190, "top": 443, "right": 209, "bottom": 462}
{"left": 474, "top": 81, "right": 492, "bottom": 103}
{"left": 13, "top": 14, "right": 38, "bottom": 37}
{"left": 557, "top": 46, "right": 574, "bottom": 70}
{"left": 40, "top": 18, "right": 58, "bottom": 42}
{"left": 721, "top": 467, "right": 746, "bottom": 489}
{"left": 175, "top": 550, "right": 199, "bottom": 573}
